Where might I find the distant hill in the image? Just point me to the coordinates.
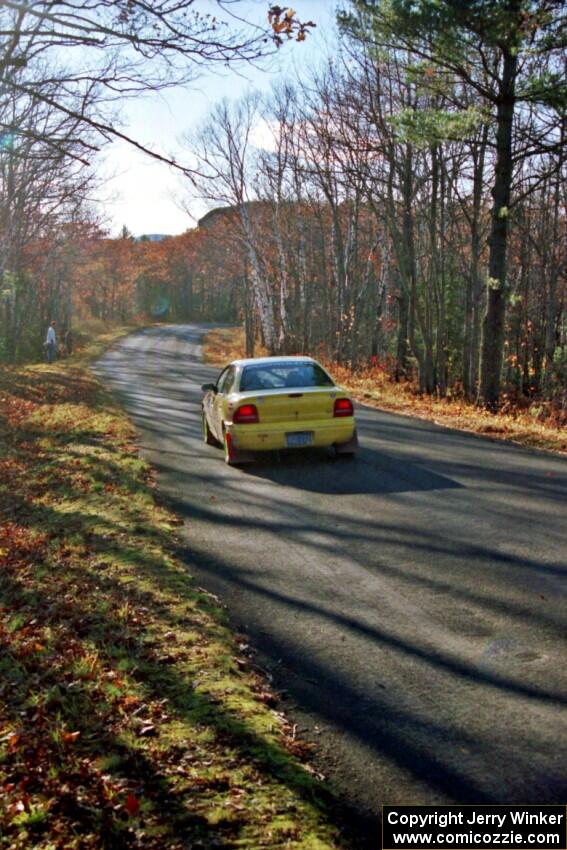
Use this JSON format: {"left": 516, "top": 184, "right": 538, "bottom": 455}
{"left": 135, "top": 233, "right": 170, "bottom": 242}
{"left": 198, "top": 207, "right": 232, "bottom": 229}
{"left": 198, "top": 201, "right": 268, "bottom": 230}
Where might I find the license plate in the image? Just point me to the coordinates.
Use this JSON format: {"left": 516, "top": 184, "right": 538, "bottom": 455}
{"left": 286, "top": 431, "right": 313, "bottom": 447}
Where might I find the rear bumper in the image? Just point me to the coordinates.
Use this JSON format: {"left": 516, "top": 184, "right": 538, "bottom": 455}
{"left": 227, "top": 417, "right": 356, "bottom": 451}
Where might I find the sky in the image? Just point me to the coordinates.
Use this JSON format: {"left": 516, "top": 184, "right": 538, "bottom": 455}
{"left": 97, "top": 0, "right": 339, "bottom": 238}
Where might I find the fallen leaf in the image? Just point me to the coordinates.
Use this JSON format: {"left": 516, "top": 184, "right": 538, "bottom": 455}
{"left": 62, "top": 731, "right": 81, "bottom": 744}
{"left": 124, "top": 793, "right": 140, "bottom": 817}
{"left": 7, "top": 733, "right": 21, "bottom": 752}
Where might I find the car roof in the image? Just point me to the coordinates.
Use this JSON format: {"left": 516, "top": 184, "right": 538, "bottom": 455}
{"left": 231, "top": 356, "right": 318, "bottom": 368}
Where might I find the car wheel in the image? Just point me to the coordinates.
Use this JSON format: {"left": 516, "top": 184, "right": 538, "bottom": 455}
{"left": 202, "top": 410, "right": 219, "bottom": 446}
{"left": 334, "top": 428, "right": 359, "bottom": 458}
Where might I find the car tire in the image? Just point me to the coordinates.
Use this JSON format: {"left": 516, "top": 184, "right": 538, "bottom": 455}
{"left": 202, "top": 410, "right": 220, "bottom": 446}
{"left": 334, "top": 428, "right": 359, "bottom": 458}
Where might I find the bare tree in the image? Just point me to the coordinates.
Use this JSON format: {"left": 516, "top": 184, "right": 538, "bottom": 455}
{"left": 187, "top": 94, "right": 278, "bottom": 352}
{"left": 0, "top": 2, "right": 311, "bottom": 169}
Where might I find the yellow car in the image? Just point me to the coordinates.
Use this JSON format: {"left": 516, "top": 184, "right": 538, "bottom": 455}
{"left": 201, "top": 356, "right": 358, "bottom": 465}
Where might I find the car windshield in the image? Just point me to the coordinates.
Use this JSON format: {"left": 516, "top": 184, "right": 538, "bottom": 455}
{"left": 240, "top": 362, "right": 334, "bottom": 392}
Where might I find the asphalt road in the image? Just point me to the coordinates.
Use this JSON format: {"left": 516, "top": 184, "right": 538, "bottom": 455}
{"left": 95, "top": 324, "right": 567, "bottom": 841}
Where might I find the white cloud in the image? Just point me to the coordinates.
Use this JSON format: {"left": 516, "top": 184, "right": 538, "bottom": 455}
{"left": 249, "top": 118, "right": 280, "bottom": 152}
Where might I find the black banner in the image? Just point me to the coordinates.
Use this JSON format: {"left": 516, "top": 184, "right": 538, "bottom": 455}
{"left": 382, "top": 805, "right": 567, "bottom": 850}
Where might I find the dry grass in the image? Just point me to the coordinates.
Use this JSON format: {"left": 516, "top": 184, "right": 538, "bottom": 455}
{"left": 203, "top": 327, "right": 267, "bottom": 368}
{"left": 203, "top": 326, "right": 567, "bottom": 456}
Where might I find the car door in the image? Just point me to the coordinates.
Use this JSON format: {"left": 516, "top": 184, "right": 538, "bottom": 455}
{"left": 212, "top": 366, "right": 236, "bottom": 439}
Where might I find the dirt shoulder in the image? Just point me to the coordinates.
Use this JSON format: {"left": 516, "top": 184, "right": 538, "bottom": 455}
{"left": 0, "top": 335, "right": 342, "bottom": 849}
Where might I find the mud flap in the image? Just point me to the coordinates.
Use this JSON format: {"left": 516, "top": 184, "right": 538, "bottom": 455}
{"left": 224, "top": 431, "right": 255, "bottom": 465}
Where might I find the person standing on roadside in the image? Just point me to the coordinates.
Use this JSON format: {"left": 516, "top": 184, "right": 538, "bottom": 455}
{"left": 45, "top": 320, "right": 57, "bottom": 363}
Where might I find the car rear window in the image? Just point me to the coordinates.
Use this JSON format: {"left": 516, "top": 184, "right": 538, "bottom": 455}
{"left": 240, "top": 362, "right": 334, "bottom": 392}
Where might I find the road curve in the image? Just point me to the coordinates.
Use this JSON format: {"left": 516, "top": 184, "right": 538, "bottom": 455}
{"left": 95, "top": 324, "right": 567, "bottom": 839}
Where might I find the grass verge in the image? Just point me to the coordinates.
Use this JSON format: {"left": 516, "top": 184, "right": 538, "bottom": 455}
{"left": 0, "top": 338, "right": 342, "bottom": 848}
{"left": 204, "top": 327, "right": 566, "bottom": 455}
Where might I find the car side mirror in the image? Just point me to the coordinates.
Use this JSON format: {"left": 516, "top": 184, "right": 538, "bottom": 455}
{"left": 201, "top": 383, "right": 217, "bottom": 393}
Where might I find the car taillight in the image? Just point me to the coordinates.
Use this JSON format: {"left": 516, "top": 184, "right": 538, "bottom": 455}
{"left": 333, "top": 398, "right": 354, "bottom": 417}
{"left": 233, "top": 403, "right": 259, "bottom": 424}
